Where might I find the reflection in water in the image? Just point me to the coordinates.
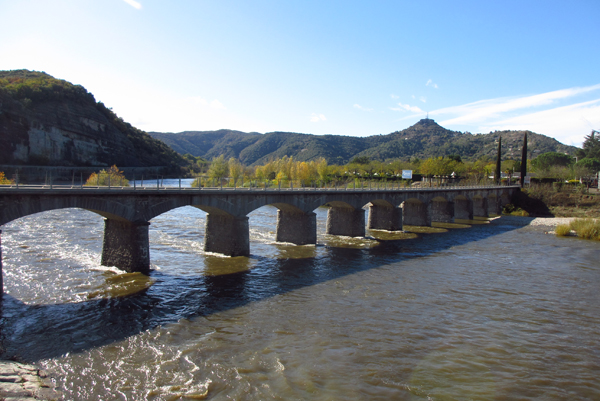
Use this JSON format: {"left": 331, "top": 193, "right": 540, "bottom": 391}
{"left": 1, "top": 206, "right": 600, "bottom": 400}
{"left": 203, "top": 255, "right": 254, "bottom": 276}
{"left": 87, "top": 272, "right": 155, "bottom": 299}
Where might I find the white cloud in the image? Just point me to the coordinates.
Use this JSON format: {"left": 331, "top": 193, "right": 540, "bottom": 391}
{"left": 426, "top": 79, "right": 438, "bottom": 89}
{"left": 391, "top": 103, "right": 424, "bottom": 113}
{"left": 419, "top": 96, "right": 427, "bottom": 103}
{"left": 354, "top": 104, "right": 373, "bottom": 112}
{"left": 390, "top": 94, "right": 399, "bottom": 99}
{"left": 310, "top": 113, "right": 327, "bottom": 122}
{"left": 436, "top": 84, "right": 600, "bottom": 126}
{"left": 210, "top": 99, "right": 225, "bottom": 109}
{"left": 428, "top": 84, "right": 600, "bottom": 146}
{"left": 478, "top": 99, "right": 600, "bottom": 146}
{"left": 123, "top": 0, "right": 142, "bottom": 9}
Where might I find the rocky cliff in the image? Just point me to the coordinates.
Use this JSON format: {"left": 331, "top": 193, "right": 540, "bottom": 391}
{"left": 0, "top": 70, "right": 184, "bottom": 170}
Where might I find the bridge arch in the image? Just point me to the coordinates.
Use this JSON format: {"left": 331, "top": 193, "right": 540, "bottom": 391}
{"left": 0, "top": 198, "right": 134, "bottom": 227}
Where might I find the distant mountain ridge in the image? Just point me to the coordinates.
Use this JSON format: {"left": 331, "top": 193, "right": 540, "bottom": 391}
{"left": 149, "top": 119, "right": 578, "bottom": 165}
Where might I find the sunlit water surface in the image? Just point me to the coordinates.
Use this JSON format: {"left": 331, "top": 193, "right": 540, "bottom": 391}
{"left": 1, "top": 182, "right": 599, "bottom": 400}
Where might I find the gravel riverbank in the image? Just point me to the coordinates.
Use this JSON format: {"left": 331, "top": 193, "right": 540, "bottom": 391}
{"left": 0, "top": 360, "right": 60, "bottom": 400}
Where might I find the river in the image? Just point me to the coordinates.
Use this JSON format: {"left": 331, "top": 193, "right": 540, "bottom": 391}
{"left": 1, "top": 179, "right": 599, "bottom": 400}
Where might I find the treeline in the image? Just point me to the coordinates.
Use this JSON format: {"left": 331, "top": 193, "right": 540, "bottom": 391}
{"left": 191, "top": 154, "right": 502, "bottom": 188}
{"left": 190, "top": 135, "right": 600, "bottom": 189}
{"left": 530, "top": 131, "right": 600, "bottom": 182}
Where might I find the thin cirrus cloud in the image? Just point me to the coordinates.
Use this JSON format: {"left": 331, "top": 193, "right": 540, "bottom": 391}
{"left": 430, "top": 84, "right": 600, "bottom": 145}
{"left": 390, "top": 102, "right": 424, "bottom": 113}
{"left": 426, "top": 79, "right": 438, "bottom": 89}
{"left": 123, "top": 0, "right": 142, "bottom": 9}
{"left": 435, "top": 84, "right": 600, "bottom": 126}
{"left": 353, "top": 104, "right": 373, "bottom": 112}
{"left": 310, "top": 113, "right": 327, "bottom": 122}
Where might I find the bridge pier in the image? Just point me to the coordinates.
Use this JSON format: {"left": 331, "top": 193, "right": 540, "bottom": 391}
{"left": 487, "top": 195, "right": 499, "bottom": 215}
{"left": 276, "top": 210, "right": 317, "bottom": 245}
{"left": 430, "top": 199, "right": 454, "bottom": 223}
{"left": 367, "top": 205, "right": 402, "bottom": 231}
{"left": 101, "top": 219, "right": 151, "bottom": 274}
{"left": 402, "top": 199, "right": 430, "bottom": 226}
{"left": 473, "top": 197, "right": 489, "bottom": 218}
{"left": 326, "top": 207, "right": 365, "bottom": 237}
{"left": 204, "top": 214, "right": 250, "bottom": 257}
{"left": 454, "top": 197, "right": 473, "bottom": 220}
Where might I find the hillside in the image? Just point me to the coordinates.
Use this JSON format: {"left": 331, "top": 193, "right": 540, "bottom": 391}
{"left": 150, "top": 118, "right": 578, "bottom": 165}
{"left": 0, "top": 70, "right": 185, "bottom": 171}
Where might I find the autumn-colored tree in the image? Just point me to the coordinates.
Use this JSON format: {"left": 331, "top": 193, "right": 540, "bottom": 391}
{"left": 228, "top": 157, "right": 243, "bottom": 186}
{"left": 0, "top": 172, "right": 14, "bottom": 185}
{"left": 207, "top": 155, "right": 228, "bottom": 185}
{"left": 85, "top": 165, "right": 129, "bottom": 186}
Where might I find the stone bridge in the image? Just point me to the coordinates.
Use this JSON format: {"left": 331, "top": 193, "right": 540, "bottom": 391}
{"left": 0, "top": 185, "right": 519, "bottom": 293}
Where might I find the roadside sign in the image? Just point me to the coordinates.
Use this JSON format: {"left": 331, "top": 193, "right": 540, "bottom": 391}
{"left": 402, "top": 170, "right": 413, "bottom": 179}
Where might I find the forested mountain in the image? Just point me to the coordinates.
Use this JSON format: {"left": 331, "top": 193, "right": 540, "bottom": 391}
{"left": 0, "top": 70, "right": 185, "bottom": 171}
{"left": 150, "top": 119, "right": 578, "bottom": 165}
{"left": 0, "top": 69, "right": 578, "bottom": 171}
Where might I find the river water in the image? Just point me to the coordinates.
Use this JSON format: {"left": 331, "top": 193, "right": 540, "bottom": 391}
{"left": 1, "top": 180, "right": 599, "bottom": 400}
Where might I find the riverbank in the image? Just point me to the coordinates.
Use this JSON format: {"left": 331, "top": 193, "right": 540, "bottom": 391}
{"left": 0, "top": 361, "right": 60, "bottom": 400}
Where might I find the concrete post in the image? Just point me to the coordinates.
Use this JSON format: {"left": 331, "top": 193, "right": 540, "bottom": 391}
{"left": 429, "top": 200, "right": 454, "bottom": 223}
{"left": 454, "top": 198, "right": 473, "bottom": 220}
{"left": 326, "top": 207, "right": 365, "bottom": 237}
{"left": 101, "top": 219, "right": 151, "bottom": 274}
{"left": 367, "top": 205, "right": 402, "bottom": 231}
{"left": 204, "top": 214, "right": 250, "bottom": 257}
{"left": 473, "top": 197, "right": 489, "bottom": 218}
{"left": 276, "top": 210, "right": 317, "bottom": 245}
{"left": 402, "top": 200, "right": 430, "bottom": 226}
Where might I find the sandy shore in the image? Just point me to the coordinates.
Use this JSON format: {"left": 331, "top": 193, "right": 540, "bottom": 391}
{"left": 493, "top": 215, "right": 578, "bottom": 227}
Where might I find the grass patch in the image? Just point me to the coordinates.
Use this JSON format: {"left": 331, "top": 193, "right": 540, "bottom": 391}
{"left": 569, "top": 218, "right": 600, "bottom": 240}
{"left": 556, "top": 218, "right": 600, "bottom": 240}
{"left": 555, "top": 224, "right": 572, "bottom": 237}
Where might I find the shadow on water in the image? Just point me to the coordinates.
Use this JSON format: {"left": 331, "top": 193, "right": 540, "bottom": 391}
{"left": 0, "top": 218, "right": 528, "bottom": 362}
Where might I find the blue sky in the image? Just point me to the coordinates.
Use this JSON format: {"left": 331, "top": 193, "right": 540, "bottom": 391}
{"left": 1, "top": 0, "right": 599, "bottom": 147}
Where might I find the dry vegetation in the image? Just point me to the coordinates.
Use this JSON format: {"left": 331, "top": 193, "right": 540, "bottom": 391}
{"left": 510, "top": 183, "right": 600, "bottom": 218}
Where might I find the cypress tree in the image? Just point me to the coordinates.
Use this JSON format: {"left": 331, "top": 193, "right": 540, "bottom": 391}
{"left": 495, "top": 137, "right": 502, "bottom": 185}
{"left": 520, "top": 132, "right": 528, "bottom": 187}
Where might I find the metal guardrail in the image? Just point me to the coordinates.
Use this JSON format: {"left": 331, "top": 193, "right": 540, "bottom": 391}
{"left": 0, "top": 183, "right": 520, "bottom": 192}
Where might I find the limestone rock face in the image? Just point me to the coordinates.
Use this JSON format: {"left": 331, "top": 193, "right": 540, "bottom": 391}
{"left": 0, "top": 95, "right": 139, "bottom": 166}
{"left": 0, "top": 70, "right": 184, "bottom": 170}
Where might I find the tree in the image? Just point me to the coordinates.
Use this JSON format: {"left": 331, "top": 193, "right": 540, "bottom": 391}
{"left": 85, "top": 165, "right": 129, "bottom": 186}
{"left": 576, "top": 130, "right": 600, "bottom": 160}
{"left": 228, "top": 157, "right": 243, "bottom": 186}
{"left": 520, "top": 132, "right": 528, "bottom": 187}
{"left": 350, "top": 156, "right": 370, "bottom": 165}
{"left": 316, "top": 157, "right": 329, "bottom": 183}
{"left": 0, "top": 172, "right": 13, "bottom": 185}
{"left": 495, "top": 137, "right": 501, "bottom": 185}
{"left": 531, "top": 152, "right": 574, "bottom": 172}
{"left": 575, "top": 158, "right": 600, "bottom": 173}
{"left": 208, "top": 155, "right": 228, "bottom": 185}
